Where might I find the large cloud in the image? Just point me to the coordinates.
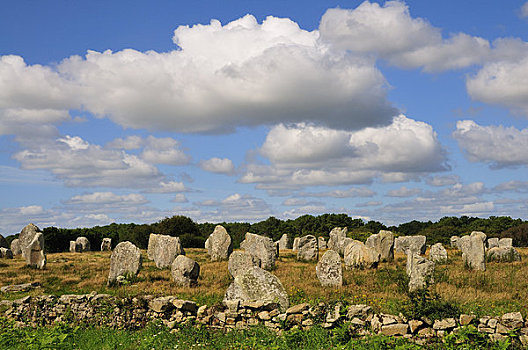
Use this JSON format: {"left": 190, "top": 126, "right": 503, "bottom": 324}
{"left": 453, "top": 120, "right": 528, "bottom": 168}
{"left": 240, "top": 115, "right": 448, "bottom": 189}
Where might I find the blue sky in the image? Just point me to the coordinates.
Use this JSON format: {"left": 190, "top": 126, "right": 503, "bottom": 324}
{"left": 1, "top": 0, "right": 528, "bottom": 234}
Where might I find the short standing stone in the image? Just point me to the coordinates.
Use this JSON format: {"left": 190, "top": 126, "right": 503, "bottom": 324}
{"left": 224, "top": 266, "right": 289, "bottom": 311}
{"left": 487, "top": 238, "right": 499, "bottom": 250}
{"left": 0, "top": 247, "right": 13, "bottom": 259}
{"left": 24, "top": 232, "right": 46, "bottom": 269}
{"left": 228, "top": 251, "right": 260, "bottom": 278}
{"left": 365, "top": 230, "right": 394, "bottom": 262}
{"left": 292, "top": 237, "right": 300, "bottom": 251}
{"left": 69, "top": 241, "right": 80, "bottom": 253}
{"left": 101, "top": 238, "right": 112, "bottom": 251}
{"left": 461, "top": 231, "right": 486, "bottom": 271}
{"left": 450, "top": 236, "right": 459, "bottom": 248}
{"left": 394, "top": 236, "right": 426, "bottom": 255}
{"left": 486, "top": 247, "right": 521, "bottom": 262}
{"left": 297, "top": 235, "right": 318, "bottom": 261}
{"left": 171, "top": 255, "right": 200, "bottom": 287}
{"left": 407, "top": 253, "right": 435, "bottom": 292}
{"left": 498, "top": 238, "right": 513, "bottom": 248}
{"left": 18, "top": 223, "right": 41, "bottom": 259}
{"left": 206, "top": 225, "right": 233, "bottom": 261}
{"left": 318, "top": 237, "right": 327, "bottom": 250}
{"left": 429, "top": 243, "right": 448, "bottom": 263}
{"left": 151, "top": 235, "right": 185, "bottom": 269}
{"left": 344, "top": 240, "right": 380, "bottom": 269}
{"left": 0, "top": 234, "right": 7, "bottom": 248}
{"left": 10, "top": 239, "right": 21, "bottom": 255}
{"left": 239, "top": 232, "right": 276, "bottom": 270}
{"left": 316, "top": 250, "right": 342, "bottom": 287}
{"left": 278, "top": 234, "right": 290, "bottom": 250}
{"left": 75, "top": 237, "right": 91, "bottom": 252}
{"left": 108, "top": 241, "right": 142, "bottom": 284}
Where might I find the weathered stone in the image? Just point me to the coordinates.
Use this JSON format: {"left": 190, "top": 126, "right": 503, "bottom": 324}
{"left": 240, "top": 232, "right": 276, "bottom": 270}
{"left": 292, "top": 237, "right": 300, "bottom": 251}
{"left": 224, "top": 266, "right": 289, "bottom": 312}
{"left": 461, "top": 231, "right": 486, "bottom": 271}
{"left": 316, "top": 250, "right": 342, "bottom": 287}
{"left": 228, "top": 251, "right": 259, "bottom": 278}
{"left": 408, "top": 320, "right": 423, "bottom": 333}
{"left": 297, "top": 235, "right": 318, "bottom": 261}
{"left": 0, "top": 282, "right": 41, "bottom": 293}
{"left": 150, "top": 234, "right": 185, "bottom": 269}
{"left": 394, "top": 235, "right": 426, "bottom": 255}
{"left": 381, "top": 323, "right": 408, "bottom": 336}
{"left": 450, "top": 236, "right": 459, "bottom": 248}
{"left": 108, "top": 241, "right": 142, "bottom": 284}
{"left": 206, "top": 225, "right": 233, "bottom": 261}
{"left": 501, "top": 312, "right": 524, "bottom": 329}
{"left": 433, "top": 318, "right": 456, "bottom": 330}
{"left": 429, "top": 243, "right": 448, "bottom": 263}
{"left": 327, "top": 227, "right": 349, "bottom": 255}
{"left": 498, "top": 238, "right": 513, "bottom": 248}
{"left": 101, "top": 238, "right": 112, "bottom": 251}
{"left": 459, "top": 314, "right": 474, "bottom": 326}
{"left": 147, "top": 233, "right": 159, "bottom": 260}
{"left": 346, "top": 304, "right": 372, "bottom": 319}
{"left": 318, "top": 237, "right": 327, "bottom": 250}
{"left": 171, "top": 255, "right": 200, "bottom": 287}
{"left": 365, "top": 230, "right": 394, "bottom": 262}
{"left": 417, "top": 327, "right": 435, "bottom": 337}
{"left": 0, "top": 234, "right": 8, "bottom": 248}
{"left": 75, "top": 237, "right": 91, "bottom": 252}
{"left": 344, "top": 240, "right": 380, "bottom": 269}
{"left": 487, "top": 237, "right": 499, "bottom": 250}
{"left": 24, "top": 231, "right": 46, "bottom": 269}
{"left": 496, "top": 323, "right": 509, "bottom": 334}
{"left": 0, "top": 247, "right": 13, "bottom": 259}
{"left": 286, "top": 303, "right": 309, "bottom": 314}
{"left": 18, "top": 223, "right": 41, "bottom": 259}
{"left": 278, "top": 234, "right": 290, "bottom": 250}
{"left": 149, "top": 296, "right": 174, "bottom": 313}
{"left": 69, "top": 241, "right": 80, "bottom": 253}
{"left": 407, "top": 253, "right": 435, "bottom": 292}
{"left": 486, "top": 246, "right": 521, "bottom": 262}
{"left": 10, "top": 238, "right": 21, "bottom": 255}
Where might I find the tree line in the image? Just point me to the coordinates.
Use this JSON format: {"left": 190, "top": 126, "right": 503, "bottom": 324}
{"left": 5, "top": 214, "right": 528, "bottom": 253}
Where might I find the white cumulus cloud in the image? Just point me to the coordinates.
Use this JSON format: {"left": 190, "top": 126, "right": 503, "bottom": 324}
{"left": 199, "top": 157, "right": 235, "bottom": 175}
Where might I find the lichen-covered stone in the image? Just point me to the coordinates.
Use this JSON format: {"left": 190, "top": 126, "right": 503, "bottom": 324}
{"left": 147, "top": 233, "right": 159, "bottom": 260}
{"left": 278, "top": 234, "right": 290, "bottom": 250}
{"left": 171, "top": 255, "right": 200, "bottom": 287}
{"left": 108, "top": 241, "right": 142, "bottom": 284}
{"left": 10, "top": 239, "right": 21, "bottom": 255}
{"left": 149, "top": 234, "right": 185, "bottom": 269}
{"left": 75, "top": 237, "right": 91, "bottom": 252}
{"left": 407, "top": 253, "right": 435, "bottom": 292}
{"left": 101, "top": 238, "right": 112, "bottom": 251}
{"left": 487, "top": 237, "right": 499, "bottom": 250}
{"left": 343, "top": 240, "right": 379, "bottom": 269}
{"left": 206, "top": 225, "right": 232, "bottom": 261}
{"left": 429, "top": 243, "right": 448, "bottom": 263}
{"left": 318, "top": 237, "right": 327, "bottom": 250}
{"left": 18, "top": 223, "right": 41, "bottom": 259}
{"left": 460, "top": 231, "right": 486, "bottom": 271}
{"left": 327, "top": 227, "right": 349, "bottom": 255}
{"left": 316, "top": 250, "right": 342, "bottom": 287}
{"left": 394, "top": 235, "right": 426, "bottom": 255}
{"left": 297, "top": 235, "right": 318, "bottom": 261}
{"left": 24, "top": 232, "right": 46, "bottom": 269}
{"left": 228, "top": 250, "right": 259, "bottom": 278}
{"left": 240, "top": 232, "right": 276, "bottom": 270}
{"left": 224, "top": 266, "right": 289, "bottom": 311}
{"left": 365, "top": 230, "right": 394, "bottom": 262}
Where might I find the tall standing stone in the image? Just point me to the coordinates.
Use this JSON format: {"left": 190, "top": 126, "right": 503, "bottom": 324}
{"left": 429, "top": 243, "right": 448, "bottom": 263}
{"left": 10, "top": 239, "right": 21, "bottom": 256}
{"left": 0, "top": 234, "right": 8, "bottom": 248}
{"left": 297, "top": 235, "right": 319, "bottom": 261}
{"left": 240, "top": 232, "right": 276, "bottom": 270}
{"left": 228, "top": 251, "right": 259, "bottom": 278}
{"left": 24, "top": 232, "right": 46, "bottom": 269}
{"left": 394, "top": 236, "right": 426, "bottom": 255}
{"left": 318, "top": 236, "right": 327, "bottom": 250}
{"left": 18, "top": 223, "right": 41, "bottom": 259}
{"left": 278, "top": 234, "right": 290, "bottom": 250}
{"left": 407, "top": 253, "right": 435, "bottom": 292}
{"left": 108, "top": 241, "right": 142, "bottom": 284}
{"left": 316, "top": 250, "right": 342, "bottom": 287}
{"left": 344, "top": 240, "right": 380, "bottom": 269}
{"left": 171, "top": 255, "right": 200, "bottom": 287}
{"left": 75, "top": 237, "right": 91, "bottom": 252}
{"left": 461, "top": 231, "right": 486, "bottom": 271}
{"left": 151, "top": 235, "right": 185, "bottom": 269}
{"left": 101, "top": 238, "right": 112, "bottom": 251}
{"left": 224, "top": 266, "right": 289, "bottom": 311}
{"left": 365, "top": 230, "right": 394, "bottom": 262}
{"left": 292, "top": 237, "right": 300, "bottom": 251}
{"left": 206, "top": 225, "right": 233, "bottom": 261}
{"left": 328, "top": 227, "right": 348, "bottom": 255}
{"left": 147, "top": 233, "right": 159, "bottom": 260}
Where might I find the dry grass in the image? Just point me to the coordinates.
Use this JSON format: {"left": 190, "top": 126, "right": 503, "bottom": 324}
{"left": 1, "top": 247, "right": 527, "bottom": 315}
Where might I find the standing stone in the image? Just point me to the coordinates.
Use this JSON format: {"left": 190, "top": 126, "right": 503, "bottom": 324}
{"left": 316, "top": 250, "right": 342, "bottom": 287}
{"left": 292, "top": 237, "right": 300, "bottom": 251}
{"left": 429, "top": 243, "right": 448, "bottom": 263}
{"left": 147, "top": 233, "right": 160, "bottom": 260}
{"left": 297, "top": 235, "right": 319, "bottom": 261}
{"left": 171, "top": 255, "right": 200, "bottom": 287}
{"left": 240, "top": 232, "right": 276, "bottom": 270}
{"left": 0, "top": 247, "right": 13, "bottom": 259}
{"left": 18, "top": 223, "right": 41, "bottom": 259}
{"left": 206, "top": 225, "right": 233, "bottom": 261}
{"left": 498, "top": 238, "right": 513, "bottom": 248}
{"left": 450, "top": 236, "right": 459, "bottom": 248}
{"left": 101, "top": 238, "right": 112, "bottom": 251}
{"left": 10, "top": 239, "right": 21, "bottom": 256}
{"left": 456, "top": 235, "right": 471, "bottom": 252}
{"left": 487, "top": 238, "right": 499, "bottom": 250}
{"left": 365, "top": 230, "right": 394, "bottom": 262}
{"left": 344, "top": 240, "right": 380, "bottom": 269}
{"left": 461, "top": 231, "right": 486, "bottom": 271}
{"left": 151, "top": 235, "right": 185, "bottom": 269}
{"left": 204, "top": 237, "right": 210, "bottom": 251}
{"left": 69, "top": 241, "right": 80, "bottom": 253}
{"left": 0, "top": 234, "right": 8, "bottom": 248}
{"left": 486, "top": 247, "right": 521, "bottom": 262}
{"left": 228, "top": 251, "right": 260, "bottom": 278}
{"left": 75, "top": 237, "right": 91, "bottom": 252}
{"left": 278, "top": 234, "right": 290, "bottom": 250}
{"left": 224, "top": 266, "right": 289, "bottom": 311}
{"left": 328, "top": 227, "right": 348, "bottom": 255}
{"left": 408, "top": 253, "right": 435, "bottom": 292}
{"left": 318, "top": 236, "right": 327, "bottom": 250}
{"left": 24, "top": 232, "right": 46, "bottom": 269}
{"left": 108, "top": 241, "right": 142, "bottom": 284}
{"left": 394, "top": 236, "right": 426, "bottom": 255}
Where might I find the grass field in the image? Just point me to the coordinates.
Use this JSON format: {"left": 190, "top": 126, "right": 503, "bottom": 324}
{"left": 0, "top": 247, "right": 527, "bottom": 317}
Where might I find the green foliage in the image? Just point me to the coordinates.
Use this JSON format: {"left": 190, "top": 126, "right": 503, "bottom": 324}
{"left": 402, "top": 288, "right": 460, "bottom": 322}
{"left": 500, "top": 223, "right": 528, "bottom": 247}
{"left": 443, "top": 325, "right": 513, "bottom": 350}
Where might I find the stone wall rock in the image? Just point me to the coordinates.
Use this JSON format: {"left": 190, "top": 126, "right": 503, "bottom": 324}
{"left": 365, "top": 230, "right": 394, "bottom": 262}
{"left": 206, "top": 225, "right": 233, "bottom": 261}
{"left": 171, "top": 255, "right": 200, "bottom": 287}
{"left": 108, "top": 241, "right": 142, "bottom": 284}
{"left": 240, "top": 233, "right": 276, "bottom": 270}
{"left": 296, "top": 235, "right": 318, "bottom": 261}
{"left": 316, "top": 250, "right": 342, "bottom": 287}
